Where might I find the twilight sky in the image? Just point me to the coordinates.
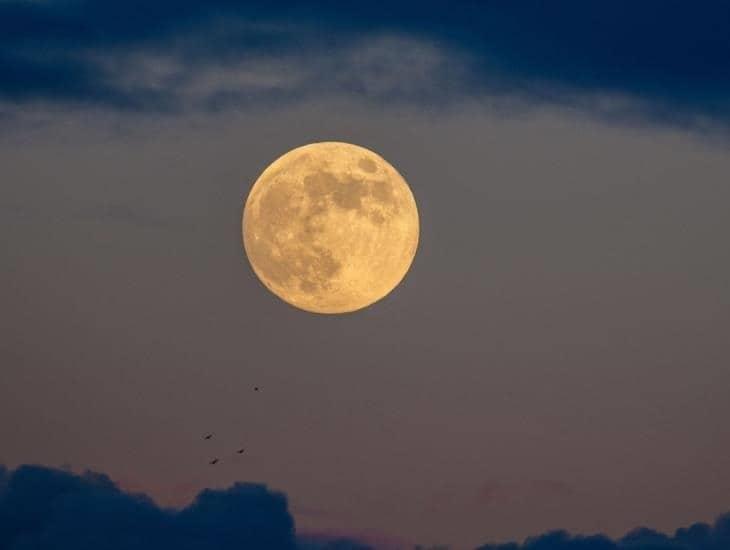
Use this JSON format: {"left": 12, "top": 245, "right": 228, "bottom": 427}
{"left": 1, "top": 2, "right": 730, "bottom": 549}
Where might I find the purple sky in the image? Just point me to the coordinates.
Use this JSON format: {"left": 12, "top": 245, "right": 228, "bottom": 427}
{"left": 2, "top": 102, "right": 729, "bottom": 548}
{"left": 2, "top": 3, "right": 730, "bottom": 548}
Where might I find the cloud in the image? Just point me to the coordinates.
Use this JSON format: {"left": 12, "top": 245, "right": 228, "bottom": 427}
{"left": 1, "top": 1, "right": 729, "bottom": 129}
{"left": 0, "top": 466, "right": 7, "bottom": 495}
{"left": 299, "top": 529, "right": 407, "bottom": 550}
{"left": 298, "top": 535, "right": 374, "bottom": 550}
{"left": 0, "top": 464, "right": 295, "bottom": 550}
{"left": 476, "top": 514, "right": 730, "bottom": 550}
{"left": 2, "top": 464, "right": 730, "bottom": 550}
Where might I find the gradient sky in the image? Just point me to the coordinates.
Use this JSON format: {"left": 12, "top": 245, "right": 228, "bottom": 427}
{"left": 2, "top": 2, "right": 730, "bottom": 549}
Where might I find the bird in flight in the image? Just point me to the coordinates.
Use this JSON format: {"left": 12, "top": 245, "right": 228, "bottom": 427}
{"left": 254, "top": 386, "right": 260, "bottom": 392}
{"left": 203, "top": 433, "right": 213, "bottom": 440}
{"left": 236, "top": 448, "right": 245, "bottom": 454}
{"left": 209, "top": 458, "right": 219, "bottom": 465}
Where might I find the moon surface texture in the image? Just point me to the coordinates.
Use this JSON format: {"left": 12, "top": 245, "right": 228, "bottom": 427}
{"left": 243, "top": 142, "right": 419, "bottom": 314}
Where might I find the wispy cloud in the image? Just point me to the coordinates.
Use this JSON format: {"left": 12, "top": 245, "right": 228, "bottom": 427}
{"left": 1, "top": 1, "right": 729, "bottom": 130}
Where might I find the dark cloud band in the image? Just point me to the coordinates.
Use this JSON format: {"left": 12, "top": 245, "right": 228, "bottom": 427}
{"left": 1, "top": 464, "right": 730, "bottom": 549}
{"left": 1, "top": 1, "right": 729, "bottom": 129}
{"left": 477, "top": 517, "right": 730, "bottom": 550}
{"left": 0, "top": 464, "right": 379, "bottom": 549}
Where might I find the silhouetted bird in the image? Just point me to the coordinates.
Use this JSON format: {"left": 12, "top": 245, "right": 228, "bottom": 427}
{"left": 209, "top": 458, "right": 219, "bottom": 465}
{"left": 236, "top": 448, "right": 245, "bottom": 454}
{"left": 254, "top": 386, "right": 260, "bottom": 392}
{"left": 203, "top": 433, "right": 213, "bottom": 440}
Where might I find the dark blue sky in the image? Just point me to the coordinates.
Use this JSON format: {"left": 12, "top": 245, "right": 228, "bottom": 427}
{"left": 2, "top": 1, "right": 730, "bottom": 129}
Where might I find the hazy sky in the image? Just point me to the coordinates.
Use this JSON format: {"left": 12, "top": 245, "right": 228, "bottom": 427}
{"left": 2, "top": 3, "right": 730, "bottom": 549}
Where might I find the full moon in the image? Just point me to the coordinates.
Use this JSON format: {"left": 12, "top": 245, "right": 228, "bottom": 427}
{"left": 242, "top": 142, "right": 419, "bottom": 314}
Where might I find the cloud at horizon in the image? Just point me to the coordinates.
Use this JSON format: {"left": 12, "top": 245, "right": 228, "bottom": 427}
{"left": 1, "top": 464, "right": 730, "bottom": 550}
{"left": 477, "top": 516, "right": 730, "bottom": 550}
{"left": 1, "top": 1, "right": 730, "bottom": 131}
{"left": 0, "top": 464, "right": 375, "bottom": 550}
